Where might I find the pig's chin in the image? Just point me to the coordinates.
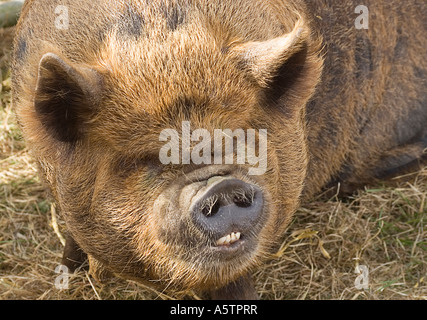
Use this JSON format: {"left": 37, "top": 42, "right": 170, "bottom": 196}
{"left": 152, "top": 231, "right": 266, "bottom": 291}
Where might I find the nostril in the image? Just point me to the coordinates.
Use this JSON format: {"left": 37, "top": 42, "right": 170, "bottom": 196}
{"left": 233, "top": 194, "right": 252, "bottom": 208}
{"left": 201, "top": 196, "right": 221, "bottom": 217}
{"left": 199, "top": 187, "right": 256, "bottom": 216}
{"left": 233, "top": 187, "right": 255, "bottom": 208}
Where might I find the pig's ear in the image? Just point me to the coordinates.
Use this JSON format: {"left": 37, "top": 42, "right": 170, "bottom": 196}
{"left": 232, "top": 20, "right": 322, "bottom": 109}
{"left": 34, "top": 53, "right": 102, "bottom": 143}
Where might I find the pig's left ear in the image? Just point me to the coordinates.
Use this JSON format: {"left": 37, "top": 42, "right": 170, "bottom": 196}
{"left": 34, "top": 53, "right": 103, "bottom": 143}
{"left": 231, "top": 20, "right": 323, "bottom": 109}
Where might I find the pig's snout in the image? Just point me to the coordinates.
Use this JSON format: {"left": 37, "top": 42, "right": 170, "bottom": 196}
{"left": 190, "top": 177, "right": 264, "bottom": 246}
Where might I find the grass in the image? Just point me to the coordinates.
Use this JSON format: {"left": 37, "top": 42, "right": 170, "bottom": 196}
{"left": 0, "top": 25, "right": 426, "bottom": 300}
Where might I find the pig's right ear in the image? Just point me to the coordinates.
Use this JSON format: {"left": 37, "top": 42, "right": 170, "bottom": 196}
{"left": 231, "top": 20, "right": 323, "bottom": 111}
{"left": 34, "top": 53, "right": 103, "bottom": 143}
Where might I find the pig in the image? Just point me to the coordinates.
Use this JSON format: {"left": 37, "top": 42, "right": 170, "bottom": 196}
{"left": 11, "top": 0, "right": 426, "bottom": 299}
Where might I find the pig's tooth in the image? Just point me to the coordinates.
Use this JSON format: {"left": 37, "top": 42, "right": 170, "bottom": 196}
{"left": 225, "top": 234, "right": 231, "bottom": 244}
{"left": 216, "top": 232, "right": 242, "bottom": 246}
{"left": 216, "top": 236, "right": 227, "bottom": 246}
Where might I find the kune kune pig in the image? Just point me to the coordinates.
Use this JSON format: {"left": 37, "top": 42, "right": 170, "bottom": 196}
{"left": 11, "top": 0, "right": 426, "bottom": 299}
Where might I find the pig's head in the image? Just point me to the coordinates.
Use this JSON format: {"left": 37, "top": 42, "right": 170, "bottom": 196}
{"left": 25, "top": 18, "right": 323, "bottom": 295}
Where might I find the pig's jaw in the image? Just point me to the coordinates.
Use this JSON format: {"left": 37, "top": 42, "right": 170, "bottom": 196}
{"left": 150, "top": 165, "right": 270, "bottom": 286}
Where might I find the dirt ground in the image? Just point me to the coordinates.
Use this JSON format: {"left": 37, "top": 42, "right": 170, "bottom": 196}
{"left": 0, "top": 24, "right": 426, "bottom": 300}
